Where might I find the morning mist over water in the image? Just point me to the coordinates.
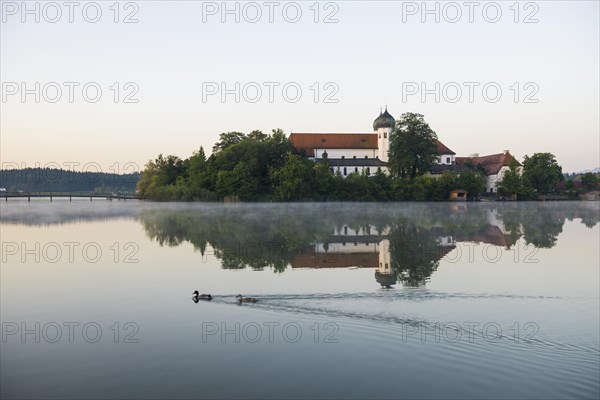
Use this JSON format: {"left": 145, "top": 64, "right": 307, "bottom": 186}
{"left": 1, "top": 201, "right": 598, "bottom": 399}
{"left": 2, "top": 0, "right": 599, "bottom": 398}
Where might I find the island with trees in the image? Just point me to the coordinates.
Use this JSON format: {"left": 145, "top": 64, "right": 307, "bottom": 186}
{"left": 132, "top": 113, "right": 596, "bottom": 202}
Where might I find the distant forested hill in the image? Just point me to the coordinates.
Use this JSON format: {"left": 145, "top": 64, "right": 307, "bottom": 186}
{"left": 0, "top": 168, "right": 139, "bottom": 193}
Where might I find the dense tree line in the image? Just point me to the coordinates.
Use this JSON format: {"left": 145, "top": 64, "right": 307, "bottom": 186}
{"left": 137, "top": 112, "right": 576, "bottom": 202}
{"left": 0, "top": 168, "right": 139, "bottom": 193}
{"left": 137, "top": 114, "right": 488, "bottom": 201}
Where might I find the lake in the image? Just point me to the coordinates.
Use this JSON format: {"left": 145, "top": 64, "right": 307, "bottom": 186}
{"left": 1, "top": 201, "right": 599, "bottom": 399}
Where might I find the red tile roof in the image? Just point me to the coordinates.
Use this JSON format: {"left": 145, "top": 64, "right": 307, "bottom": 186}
{"left": 456, "top": 225, "right": 519, "bottom": 249}
{"left": 435, "top": 140, "right": 455, "bottom": 155}
{"left": 289, "top": 133, "right": 377, "bottom": 157}
{"left": 456, "top": 152, "right": 520, "bottom": 175}
{"left": 291, "top": 246, "right": 379, "bottom": 268}
{"left": 290, "top": 133, "right": 455, "bottom": 159}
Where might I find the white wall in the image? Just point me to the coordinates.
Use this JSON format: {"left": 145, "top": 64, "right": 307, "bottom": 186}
{"left": 315, "top": 148, "right": 376, "bottom": 159}
{"left": 486, "top": 166, "right": 511, "bottom": 193}
{"left": 377, "top": 127, "right": 392, "bottom": 162}
{"left": 315, "top": 242, "right": 379, "bottom": 254}
{"left": 332, "top": 165, "right": 388, "bottom": 177}
{"left": 378, "top": 239, "right": 391, "bottom": 274}
{"left": 437, "top": 154, "right": 455, "bottom": 165}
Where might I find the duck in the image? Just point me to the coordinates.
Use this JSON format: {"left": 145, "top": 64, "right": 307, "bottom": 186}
{"left": 192, "top": 291, "right": 212, "bottom": 301}
{"left": 235, "top": 294, "right": 258, "bottom": 303}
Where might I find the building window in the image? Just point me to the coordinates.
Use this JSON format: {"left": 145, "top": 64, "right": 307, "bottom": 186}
{"left": 490, "top": 188, "right": 494, "bottom": 193}
{"left": 341, "top": 155, "right": 345, "bottom": 159}
{"left": 365, "top": 155, "right": 368, "bottom": 159}
{"left": 378, "top": 133, "right": 381, "bottom": 139}
{"left": 355, "top": 167, "right": 358, "bottom": 173}
{"left": 344, "top": 226, "right": 348, "bottom": 235}
{"left": 384, "top": 132, "right": 387, "bottom": 138}
{"left": 446, "top": 157, "right": 450, "bottom": 164}
{"left": 366, "top": 168, "right": 370, "bottom": 175}
{"left": 343, "top": 167, "right": 347, "bottom": 175}
{"left": 353, "top": 155, "right": 356, "bottom": 159}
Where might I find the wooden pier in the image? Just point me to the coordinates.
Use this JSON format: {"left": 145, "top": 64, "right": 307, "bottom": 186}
{"left": 0, "top": 192, "right": 145, "bottom": 202}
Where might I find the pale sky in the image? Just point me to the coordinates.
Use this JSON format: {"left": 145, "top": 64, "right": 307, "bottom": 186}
{"left": 1, "top": 0, "right": 598, "bottom": 173}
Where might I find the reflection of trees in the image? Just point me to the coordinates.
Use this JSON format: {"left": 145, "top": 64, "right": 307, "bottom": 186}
{"left": 137, "top": 202, "right": 598, "bottom": 283}
{"left": 388, "top": 223, "right": 448, "bottom": 287}
{"left": 495, "top": 202, "right": 599, "bottom": 248}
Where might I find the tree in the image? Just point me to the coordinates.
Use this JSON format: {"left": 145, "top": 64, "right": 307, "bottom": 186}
{"left": 458, "top": 169, "right": 486, "bottom": 200}
{"left": 247, "top": 130, "right": 268, "bottom": 142}
{"left": 270, "top": 154, "right": 313, "bottom": 201}
{"left": 186, "top": 147, "right": 212, "bottom": 197}
{"left": 212, "top": 132, "right": 246, "bottom": 153}
{"left": 388, "top": 113, "right": 438, "bottom": 179}
{"left": 215, "top": 162, "right": 259, "bottom": 200}
{"left": 498, "top": 160, "right": 523, "bottom": 199}
{"left": 522, "top": 153, "right": 563, "bottom": 194}
{"left": 313, "top": 160, "right": 335, "bottom": 200}
{"left": 580, "top": 172, "right": 600, "bottom": 190}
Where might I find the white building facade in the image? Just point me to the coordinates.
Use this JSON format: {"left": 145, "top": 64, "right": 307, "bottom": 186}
{"left": 290, "top": 108, "right": 456, "bottom": 178}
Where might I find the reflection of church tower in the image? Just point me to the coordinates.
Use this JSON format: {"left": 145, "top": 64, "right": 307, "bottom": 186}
{"left": 378, "top": 239, "right": 391, "bottom": 274}
{"left": 375, "top": 239, "right": 396, "bottom": 288}
{"left": 373, "top": 108, "right": 395, "bottom": 162}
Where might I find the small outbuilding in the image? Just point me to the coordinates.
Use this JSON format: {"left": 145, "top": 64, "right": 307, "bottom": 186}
{"left": 449, "top": 189, "right": 468, "bottom": 201}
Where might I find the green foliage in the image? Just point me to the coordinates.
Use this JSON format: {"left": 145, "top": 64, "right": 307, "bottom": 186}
{"left": 136, "top": 130, "right": 562, "bottom": 203}
{"left": 388, "top": 112, "right": 439, "bottom": 179}
{"left": 0, "top": 168, "right": 138, "bottom": 193}
{"left": 498, "top": 161, "right": 521, "bottom": 197}
{"left": 522, "top": 153, "right": 563, "bottom": 194}
{"left": 212, "top": 131, "right": 246, "bottom": 153}
{"left": 580, "top": 172, "right": 600, "bottom": 190}
{"left": 216, "top": 162, "right": 260, "bottom": 200}
{"left": 270, "top": 154, "right": 314, "bottom": 201}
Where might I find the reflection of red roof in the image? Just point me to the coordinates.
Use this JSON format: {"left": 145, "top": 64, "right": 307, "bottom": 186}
{"left": 435, "top": 140, "right": 455, "bottom": 155}
{"left": 289, "top": 133, "right": 377, "bottom": 157}
{"left": 456, "top": 152, "right": 519, "bottom": 175}
{"left": 456, "top": 225, "right": 517, "bottom": 249}
{"left": 291, "top": 246, "right": 378, "bottom": 268}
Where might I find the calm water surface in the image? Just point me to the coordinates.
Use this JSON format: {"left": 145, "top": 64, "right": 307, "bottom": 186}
{"left": 1, "top": 201, "right": 599, "bottom": 399}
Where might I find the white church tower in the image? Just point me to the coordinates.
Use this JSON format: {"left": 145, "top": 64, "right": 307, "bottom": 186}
{"left": 373, "top": 107, "right": 395, "bottom": 162}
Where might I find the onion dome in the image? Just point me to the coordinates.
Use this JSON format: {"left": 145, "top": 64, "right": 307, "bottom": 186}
{"left": 373, "top": 107, "right": 395, "bottom": 130}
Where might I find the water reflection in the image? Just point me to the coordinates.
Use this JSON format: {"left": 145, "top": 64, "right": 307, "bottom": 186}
{"left": 136, "top": 202, "right": 599, "bottom": 288}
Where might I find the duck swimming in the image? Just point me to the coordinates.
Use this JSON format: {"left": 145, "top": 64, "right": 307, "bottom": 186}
{"left": 192, "top": 291, "right": 212, "bottom": 301}
{"left": 235, "top": 294, "right": 258, "bottom": 303}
